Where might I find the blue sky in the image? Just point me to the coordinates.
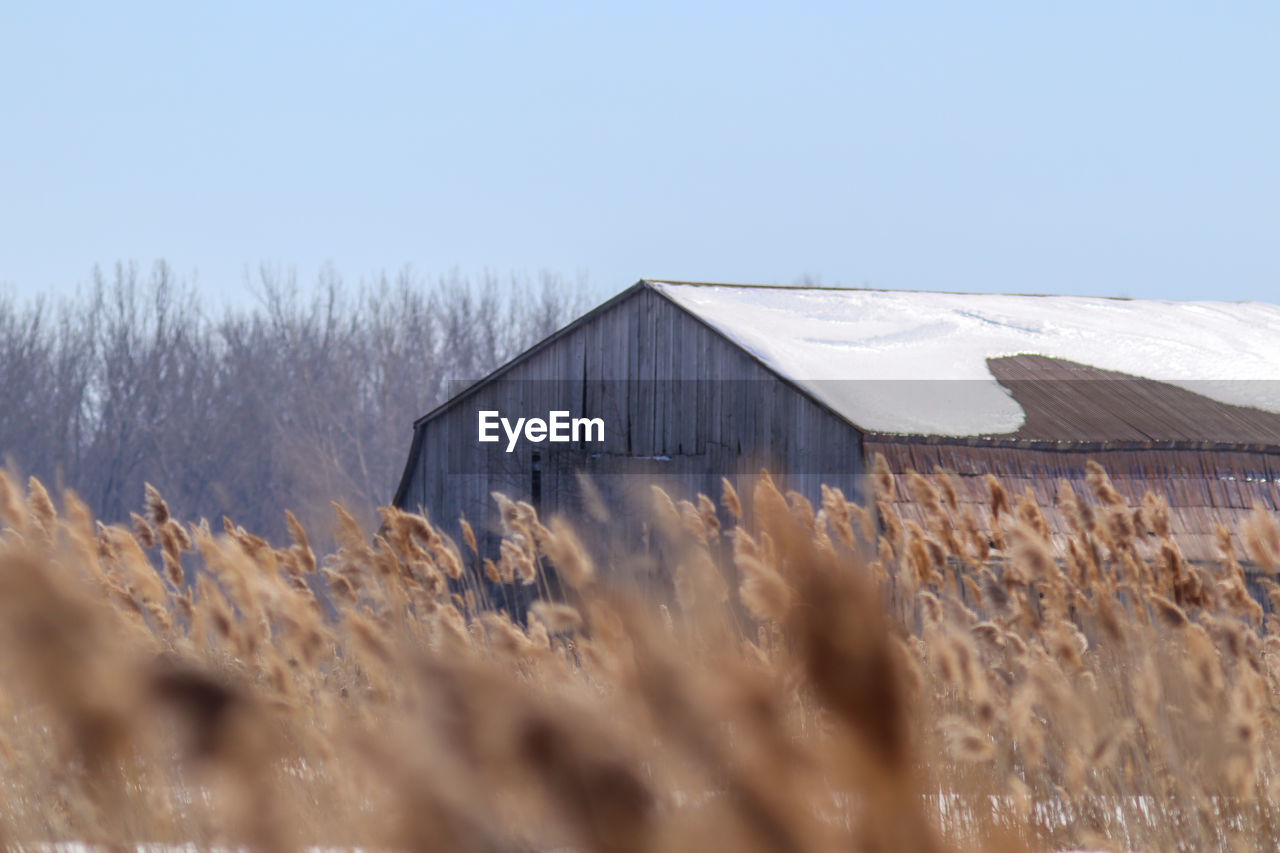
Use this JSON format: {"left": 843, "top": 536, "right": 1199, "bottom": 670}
{"left": 2, "top": 2, "right": 1277, "bottom": 307}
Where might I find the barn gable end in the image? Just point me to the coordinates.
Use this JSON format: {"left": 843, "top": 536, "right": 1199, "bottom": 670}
{"left": 393, "top": 281, "right": 864, "bottom": 559}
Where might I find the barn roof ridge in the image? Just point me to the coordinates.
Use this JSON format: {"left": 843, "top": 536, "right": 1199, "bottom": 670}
{"left": 642, "top": 278, "right": 1268, "bottom": 305}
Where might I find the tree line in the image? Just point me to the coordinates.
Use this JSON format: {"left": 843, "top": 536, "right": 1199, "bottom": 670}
{"left": 0, "top": 261, "right": 588, "bottom": 540}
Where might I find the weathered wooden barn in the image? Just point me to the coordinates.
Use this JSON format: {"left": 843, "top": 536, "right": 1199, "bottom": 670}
{"left": 394, "top": 280, "right": 1280, "bottom": 566}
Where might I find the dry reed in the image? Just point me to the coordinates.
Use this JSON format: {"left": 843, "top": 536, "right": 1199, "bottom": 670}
{"left": 0, "top": 465, "right": 1278, "bottom": 852}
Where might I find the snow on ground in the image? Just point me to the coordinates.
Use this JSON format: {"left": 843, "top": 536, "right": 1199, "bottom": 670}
{"left": 653, "top": 282, "right": 1280, "bottom": 437}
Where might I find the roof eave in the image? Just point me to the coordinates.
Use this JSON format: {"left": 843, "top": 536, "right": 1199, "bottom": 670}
{"left": 410, "top": 280, "right": 655, "bottom": 429}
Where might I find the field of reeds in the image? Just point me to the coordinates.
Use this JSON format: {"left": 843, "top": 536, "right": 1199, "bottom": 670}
{"left": 2, "top": 458, "right": 1280, "bottom": 853}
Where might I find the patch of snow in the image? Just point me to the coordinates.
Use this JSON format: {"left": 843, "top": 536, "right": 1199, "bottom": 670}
{"left": 653, "top": 283, "right": 1280, "bottom": 436}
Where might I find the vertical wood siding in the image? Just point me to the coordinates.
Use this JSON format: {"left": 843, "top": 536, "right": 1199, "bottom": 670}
{"left": 398, "top": 285, "right": 864, "bottom": 569}
{"left": 868, "top": 440, "right": 1280, "bottom": 565}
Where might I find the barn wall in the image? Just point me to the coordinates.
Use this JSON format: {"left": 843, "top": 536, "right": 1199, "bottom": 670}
{"left": 398, "top": 284, "right": 864, "bottom": 571}
{"left": 868, "top": 440, "right": 1280, "bottom": 565}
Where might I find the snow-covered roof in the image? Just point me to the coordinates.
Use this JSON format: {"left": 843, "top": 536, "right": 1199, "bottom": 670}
{"left": 650, "top": 281, "right": 1280, "bottom": 438}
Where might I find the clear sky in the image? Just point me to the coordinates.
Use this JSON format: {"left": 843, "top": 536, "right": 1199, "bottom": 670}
{"left": 2, "top": 2, "right": 1277, "bottom": 307}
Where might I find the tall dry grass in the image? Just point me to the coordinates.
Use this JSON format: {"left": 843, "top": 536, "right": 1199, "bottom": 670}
{"left": 0, "top": 460, "right": 1279, "bottom": 852}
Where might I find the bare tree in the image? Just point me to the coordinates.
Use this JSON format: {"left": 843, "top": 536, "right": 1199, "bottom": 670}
{"left": 0, "top": 262, "right": 589, "bottom": 540}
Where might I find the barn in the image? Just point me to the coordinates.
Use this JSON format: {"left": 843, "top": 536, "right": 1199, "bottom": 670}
{"left": 393, "top": 280, "right": 1280, "bottom": 568}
